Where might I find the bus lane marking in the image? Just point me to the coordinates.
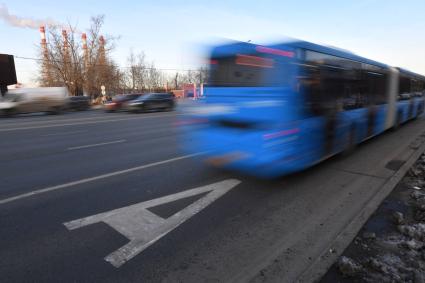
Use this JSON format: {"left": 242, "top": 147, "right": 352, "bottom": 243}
{"left": 63, "top": 179, "right": 241, "bottom": 268}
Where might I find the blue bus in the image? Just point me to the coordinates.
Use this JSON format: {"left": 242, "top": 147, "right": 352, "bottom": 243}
{"left": 180, "top": 40, "right": 425, "bottom": 178}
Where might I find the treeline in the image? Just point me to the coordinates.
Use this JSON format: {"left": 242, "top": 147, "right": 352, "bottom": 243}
{"left": 124, "top": 50, "right": 208, "bottom": 93}
{"left": 37, "top": 15, "right": 208, "bottom": 97}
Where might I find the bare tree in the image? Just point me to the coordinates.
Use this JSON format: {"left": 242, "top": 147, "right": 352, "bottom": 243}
{"left": 38, "top": 23, "right": 84, "bottom": 95}
{"left": 126, "top": 50, "right": 148, "bottom": 92}
{"left": 38, "top": 15, "right": 121, "bottom": 98}
{"left": 84, "top": 16, "right": 120, "bottom": 99}
{"left": 195, "top": 67, "right": 208, "bottom": 85}
{"left": 178, "top": 67, "right": 208, "bottom": 87}
{"left": 173, "top": 72, "right": 180, "bottom": 89}
{"left": 147, "top": 63, "right": 162, "bottom": 91}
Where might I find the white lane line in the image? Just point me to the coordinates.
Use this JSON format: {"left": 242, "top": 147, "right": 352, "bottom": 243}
{"left": 64, "top": 179, "right": 241, "bottom": 267}
{"left": 0, "top": 113, "right": 182, "bottom": 132}
{"left": 2, "top": 115, "right": 121, "bottom": 126}
{"left": 42, "top": 130, "right": 88, "bottom": 137}
{"left": 0, "top": 152, "right": 204, "bottom": 205}
{"left": 67, "top": 139, "right": 126, "bottom": 150}
{"left": 0, "top": 111, "right": 163, "bottom": 126}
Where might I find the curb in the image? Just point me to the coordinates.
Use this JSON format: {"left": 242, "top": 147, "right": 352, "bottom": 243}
{"left": 295, "top": 131, "right": 425, "bottom": 282}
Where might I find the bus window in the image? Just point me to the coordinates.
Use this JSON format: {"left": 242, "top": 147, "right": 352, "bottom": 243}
{"left": 399, "top": 75, "right": 411, "bottom": 96}
{"left": 209, "top": 55, "right": 290, "bottom": 87}
{"left": 300, "top": 50, "right": 388, "bottom": 114}
{"left": 363, "top": 69, "right": 387, "bottom": 105}
{"left": 301, "top": 50, "right": 360, "bottom": 115}
{"left": 209, "top": 56, "right": 265, "bottom": 87}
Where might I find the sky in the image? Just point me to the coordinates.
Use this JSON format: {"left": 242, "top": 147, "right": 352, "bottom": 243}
{"left": 1, "top": 0, "right": 425, "bottom": 85}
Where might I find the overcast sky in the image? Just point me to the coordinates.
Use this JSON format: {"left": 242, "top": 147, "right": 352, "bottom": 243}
{"left": 1, "top": 0, "right": 425, "bottom": 85}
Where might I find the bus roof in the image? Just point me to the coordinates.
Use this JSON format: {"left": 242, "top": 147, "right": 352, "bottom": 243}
{"left": 210, "top": 40, "right": 425, "bottom": 78}
{"left": 278, "top": 40, "right": 389, "bottom": 69}
{"left": 396, "top": 67, "right": 425, "bottom": 80}
{"left": 210, "top": 41, "right": 260, "bottom": 58}
{"left": 210, "top": 40, "right": 389, "bottom": 69}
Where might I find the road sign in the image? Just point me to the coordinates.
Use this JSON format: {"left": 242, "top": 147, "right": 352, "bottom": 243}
{"left": 63, "top": 179, "right": 241, "bottom": 267}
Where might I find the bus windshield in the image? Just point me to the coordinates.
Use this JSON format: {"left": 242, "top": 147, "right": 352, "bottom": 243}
{"left": 209, "top": 54, "right": 288, "bottom": 87}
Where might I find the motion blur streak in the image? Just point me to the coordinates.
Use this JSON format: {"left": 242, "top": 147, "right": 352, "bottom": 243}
{"left": 235, "top": 54, "right": 274, "bottom": 68}
{"left": 263, "top": 128, "right": 300, "bottom": 140}
{"left": 179, "top": 39, "right": 425, "bottom": 178}
{"left": 256, "top": 46, "right": 295, "bottom": 58}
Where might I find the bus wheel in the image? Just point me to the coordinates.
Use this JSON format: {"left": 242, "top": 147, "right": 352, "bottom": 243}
{"left": 394, "top": 112, "right": 402, "bottom": 129}
{"left": 414, "top": 106, "right": 422, "bottom": 119}
{"left": 343, "top": 127, "right": 356, "bottom": 155}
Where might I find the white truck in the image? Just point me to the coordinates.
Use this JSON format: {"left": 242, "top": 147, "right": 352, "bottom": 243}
{"left": 0, "top": 87, "right": 69, "bottom": 116}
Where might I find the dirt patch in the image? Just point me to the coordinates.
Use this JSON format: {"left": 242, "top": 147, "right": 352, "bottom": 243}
{"left": 321, "top": 153, "right": 425, "bottom": 283}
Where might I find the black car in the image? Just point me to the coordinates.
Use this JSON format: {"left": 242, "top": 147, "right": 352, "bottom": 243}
{"left": 104, "top": 93, "right": 142, "bottom": 112}
{"left": 126, "top": 93, "right": 175, "bottom": 113}
{"left": 67, "top": 96, "right": 90, "bottom": 111}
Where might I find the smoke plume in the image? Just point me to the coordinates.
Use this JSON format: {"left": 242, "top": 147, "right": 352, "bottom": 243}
{"left": 0, "top": 3, "right": 57, "bottom": 29}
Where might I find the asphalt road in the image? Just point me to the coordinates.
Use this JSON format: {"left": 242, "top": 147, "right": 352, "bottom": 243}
{"left": 1, "top": 110, "right": 425, "bottom": 283}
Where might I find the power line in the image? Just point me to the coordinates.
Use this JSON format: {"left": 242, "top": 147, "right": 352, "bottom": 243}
{"left": 14, "top": 55, "right": 205, "bottom": 72}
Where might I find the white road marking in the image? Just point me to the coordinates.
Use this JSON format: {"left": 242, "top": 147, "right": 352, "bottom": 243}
{"left": 1, "top": 111, "right": 172, "bottom": 126}
{"left": 3, "top": 115, "right": 122, "bottom": 126}
{"left": 41, "top": 130, "right": 88, "bottom": 137}
{"left": 67, "top": 139, "right": 126, "bottom": 150}
{"left": 0, "top": 113, "right": 182, "bottom": 132}
{"left": 0, "top": 152, "right": 204, "bottom": 205}
{"left": 64, "top": 179, "right": 241, "bottom": 267}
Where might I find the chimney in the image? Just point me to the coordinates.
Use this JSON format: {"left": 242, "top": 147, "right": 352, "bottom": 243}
{"left": 99, "top": 35, "right": 105, "bottom": 46}
{"left": 62, "top": 29, "right": 71, "bottom": 66}
{"left": 98, "top": 35, "right": 106, "bottom": 65}
{"left": 81, "top": 33, "right": 89, "bottom": 96}
{"left": 62, "top": 30, "right": 68, "bottom": 50}
{"left": 39, "top": 26, "right": 48, "bottom": 59}
{"left": 39, "top": 26, "right": 46, "bottom": 45}
{"left": 82, "top": 33, "right": 88, "bottom": 50}
{"left": 82, "top": 33, "right": 88, "bottom": 68}
{"left": 39, "top": 26, "right": 51, "bottom": 85}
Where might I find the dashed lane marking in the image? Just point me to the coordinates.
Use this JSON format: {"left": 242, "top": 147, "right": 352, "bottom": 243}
{"left": 42, "top": 130, "right": 88, "bottom": 137}
{"left": 67, "top": 139, "right": 126, "bottom": 150}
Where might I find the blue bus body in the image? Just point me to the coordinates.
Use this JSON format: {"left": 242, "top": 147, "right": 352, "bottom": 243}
{"left": 180, "top": 40, "right": 425, "bottom": 178}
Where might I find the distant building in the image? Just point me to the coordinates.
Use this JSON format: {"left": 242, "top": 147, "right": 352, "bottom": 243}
{"left": 171, "top": 89, "right": 184, "bottom": 98}
{"left": 182, "top": 83, "right": 204, "bottom": 99}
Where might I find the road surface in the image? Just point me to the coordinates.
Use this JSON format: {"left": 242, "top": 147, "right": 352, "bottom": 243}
{"left": 1, "top": 110, "right": 424, "bottom": 282}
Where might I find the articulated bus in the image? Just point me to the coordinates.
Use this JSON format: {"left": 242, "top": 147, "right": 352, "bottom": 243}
{"left": 180, "top": 40, "right": 425, "bottom": 178}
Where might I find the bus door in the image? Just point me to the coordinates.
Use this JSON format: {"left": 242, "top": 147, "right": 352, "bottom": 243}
{"left": 364, "top": 69, "right": 388, "bottom": 137}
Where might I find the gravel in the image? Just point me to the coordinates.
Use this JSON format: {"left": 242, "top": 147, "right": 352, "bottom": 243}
{"left": 337, "top": 256, "right": 362, "bottom": 277}
{"left": 321, "top": 153, "right": 425, "bottom": 283}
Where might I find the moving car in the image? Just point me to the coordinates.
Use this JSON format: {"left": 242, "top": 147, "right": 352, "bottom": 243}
{"left": 0, "top": 87, "right": 69, "bottom": 116}
{"left": 104, "top": 94, "right": 141, "bottom": 112}
{"left": 126, "top": 93, "right": 175, "bottom": 113}
{"left": 67, "top": 96, "right": 90, "bottom": 111}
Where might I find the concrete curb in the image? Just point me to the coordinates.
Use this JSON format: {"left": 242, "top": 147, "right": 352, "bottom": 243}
{"left": 295, "top": 131, "right": 425, "bottom": 282}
